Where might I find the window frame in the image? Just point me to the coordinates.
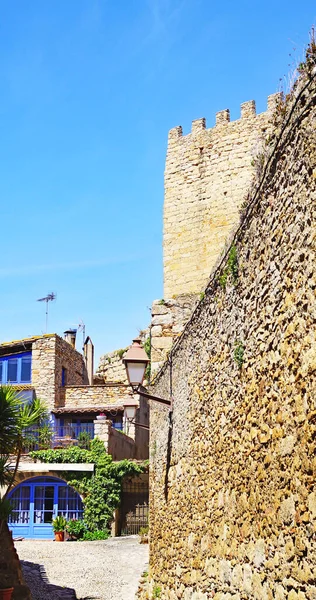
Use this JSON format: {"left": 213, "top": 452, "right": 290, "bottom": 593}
{"left": 0, "top": 352, "right": 32, "bottom": 384}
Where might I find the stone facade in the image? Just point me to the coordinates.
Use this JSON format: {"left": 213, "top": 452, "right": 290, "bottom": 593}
{"left": 164, "top": 94, "right": 281, "bottom": 299}
{"left": 140, "top": 72, "right": 316, "bottom": 598}
{"left": 32, "top": 334, "right": 87, "bottom": 411}
{"left": 57, "top": 383, "right": 132, "bottom": 409}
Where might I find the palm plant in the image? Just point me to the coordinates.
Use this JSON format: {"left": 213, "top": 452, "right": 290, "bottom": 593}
{"left": 0, "top": 386, "right": 49, "bottom": 596}
{"left": 0, "top": 385, "right": 48, "bottom": 512}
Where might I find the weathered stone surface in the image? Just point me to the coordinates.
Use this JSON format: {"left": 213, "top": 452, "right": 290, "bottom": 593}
{"left": 95, "top": 348, "right": 129, "bottom": 383}
{"left": 0, "top": 521, "right": 31, "bottom": 599}
{"left": 139, "top": 72, "right": 316, "bottom": 599}
{"left": 164, "top": 95, "right": 281, "bottom": 298}
{"left": 32, "top": 334, "right": 88, "bottom": 411}
{"left": 60, "top": 383, "right": 132, "bottom": 409}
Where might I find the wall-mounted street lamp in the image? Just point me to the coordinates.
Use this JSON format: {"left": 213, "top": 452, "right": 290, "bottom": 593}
{"left": 123, "top": 339, "right": 172, "bottom": 409}
{"left": 123, "top": 398, "right": 150, "bottom": 433}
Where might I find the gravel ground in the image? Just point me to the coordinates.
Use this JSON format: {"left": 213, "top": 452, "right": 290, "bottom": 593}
{"left": 16, "top": 537, "right": 149, "bottom": 600}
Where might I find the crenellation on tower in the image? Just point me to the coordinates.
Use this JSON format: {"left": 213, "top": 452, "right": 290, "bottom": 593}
{"left": 267, "top": 91, "right": 283, "bottom": 112}
{"left": 163, "top": 93, "right": 279, "bottom": 299}
{"left": 191, "top": 117, "right": 206, "bottom": 135}
{"left": 241, "top": 99, "right": 256, "bottom": 119}
{"left": 215, "top": 108, "right": 230, "bottom": 125}
{"left": 167, "top": 125, "right": 183, "bottom": 144}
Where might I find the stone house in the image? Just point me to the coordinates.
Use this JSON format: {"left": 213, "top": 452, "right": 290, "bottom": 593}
{"left": 1, "top": 330, "right": 149, "bottom": 539}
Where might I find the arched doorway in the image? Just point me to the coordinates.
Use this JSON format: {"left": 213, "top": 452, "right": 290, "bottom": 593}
{"left": 8, "top": 476, "right": 83, "bottom": 539}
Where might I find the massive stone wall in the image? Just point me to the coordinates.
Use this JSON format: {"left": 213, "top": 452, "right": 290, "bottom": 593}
{"left": 163, "top": 94, "right": 281, "bottom": 299}
{"left": 141, "top": 72, "right": 316, "bottom": 599}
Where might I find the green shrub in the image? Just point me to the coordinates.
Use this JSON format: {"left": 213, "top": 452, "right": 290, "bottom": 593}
{"left": 38, "top": 422, "right": 54, "bottom": 449}
{"left": 31, "top": 439, "right": 145, "bottom": 536}
{"left": 139, "top": 526, "right": 149, "bottom": 536}
{"left": 65, "top": 519, "right": 87, "bottom": 539}
{"left": 81, "top": 530, "right": 109, "bottom": 541}
{"left": 77, "top": 431, "right": 91, "bottom": 449}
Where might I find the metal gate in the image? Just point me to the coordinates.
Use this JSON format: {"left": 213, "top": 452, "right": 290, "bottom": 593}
{"left": 120, "top": 480, "right": 148, "bottom": 535}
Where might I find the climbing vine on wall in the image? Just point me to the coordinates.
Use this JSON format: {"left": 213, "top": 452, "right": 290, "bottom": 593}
{"left": 30, "top": 439, "right": 145, "bottom": 534}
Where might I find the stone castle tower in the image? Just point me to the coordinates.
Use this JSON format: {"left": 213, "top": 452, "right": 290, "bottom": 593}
{"left": 150, "top": 93, "right": 281, "bottom": 372}
{"left": 163, "top": 94, "right": 280, "bottom": 298}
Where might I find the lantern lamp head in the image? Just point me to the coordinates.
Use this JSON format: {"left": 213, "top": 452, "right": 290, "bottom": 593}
{"left": 123, "top": 338, "right": 149, "bottom": 389}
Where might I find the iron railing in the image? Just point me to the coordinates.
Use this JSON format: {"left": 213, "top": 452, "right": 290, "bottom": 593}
{"left": 53, "top": 424, "right": 94, "bottom": 448}
{"left": 22, "top": 423, "right": 95, "bottom": 451}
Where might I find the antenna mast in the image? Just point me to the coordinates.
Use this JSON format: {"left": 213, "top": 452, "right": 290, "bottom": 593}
{"left": 78, "top": 320, "right": 86, "bottom": 353}
{"left": 37, "top": 292, "right": 56, "bottom": 333}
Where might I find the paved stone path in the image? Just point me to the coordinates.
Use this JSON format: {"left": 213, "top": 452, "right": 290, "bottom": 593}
{"left": 16, "top": 537, "right": 149, "bottom": 600}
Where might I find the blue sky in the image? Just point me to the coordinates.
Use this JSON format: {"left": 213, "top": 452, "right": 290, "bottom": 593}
{"left": 0, "top": 0, "right": 315, "bottom": 365}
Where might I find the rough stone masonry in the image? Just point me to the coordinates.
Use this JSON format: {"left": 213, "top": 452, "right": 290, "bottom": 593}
{"left": 151, "top": 94, "right": 282, "bottom": 375}
{"left": 163, "top": 95, "right": 281, "bottom": 299}
{"left": 140, "top": 67, "right": 316, "bottom": 598}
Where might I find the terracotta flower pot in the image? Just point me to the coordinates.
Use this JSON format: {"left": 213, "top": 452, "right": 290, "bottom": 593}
{"left": 0, "top": 588, "right": 14, "bottom": 600}
{"left": 54, "top": 531, "right": 64, "bottom": 542}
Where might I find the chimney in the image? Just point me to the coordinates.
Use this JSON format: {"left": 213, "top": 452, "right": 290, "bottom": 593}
{"left": 64, "top": 328, "right": 77, "bottom": 348}
{"left": 84, "top": 337, "right": 94, "bottom": 385}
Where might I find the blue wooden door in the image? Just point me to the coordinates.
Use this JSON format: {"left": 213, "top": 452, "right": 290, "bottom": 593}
{"left": 32, "top": 484, "right": 56, "bottom": 539}
{"left": 8, "top": 477, "right": 83, "bottom": 539}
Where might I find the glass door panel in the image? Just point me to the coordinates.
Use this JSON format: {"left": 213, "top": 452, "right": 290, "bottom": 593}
{"left": 34, "top": 485, "right": 54, "bottom": 524}
{"left": 9, "top": 485, "right": 30, "bottom": 524}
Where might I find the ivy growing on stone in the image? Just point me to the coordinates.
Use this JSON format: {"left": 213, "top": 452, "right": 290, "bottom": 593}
{"left": 234, "top": 340, "right": 245, "bottom": 370}
{"left": 30, "top": 439, "right": 145, "bottom": 535}
{"left": 219, "top": 245, "right": 239, "bottom": 289}
{"left": 144, "top": 335, "right": 151, "bottom": 382}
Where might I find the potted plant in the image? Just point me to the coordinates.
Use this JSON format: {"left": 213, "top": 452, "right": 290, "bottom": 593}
{"left": 138, "top": 526, "right": 149, "bottom": 544}
{"left": 38, "top": 422, "right": 53, "bottom": 449}
{"left": 0, "top": 588, "right": 14, "bottom": 600}
{"left": 77, "top": 431, "right": 91, "bottom": 449}
{"left": 52, "top": 515, "right": 67, "bottom": 542}
{"left": 65, "top": 519, "right": 86, "bottom": 541}
{"left": 96, "top": 412, "right": 107, "bottom": 421}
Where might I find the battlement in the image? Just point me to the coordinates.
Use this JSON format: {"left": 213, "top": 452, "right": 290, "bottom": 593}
{"left": 168, "top": 93, "right": 282, "bottom": 142}
{"left": 164, "top": 91, "right": 281, "bottom": 299}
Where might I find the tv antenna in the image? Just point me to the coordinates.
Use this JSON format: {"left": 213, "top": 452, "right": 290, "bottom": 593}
{"left": 37, "top": 292, "right": 56, "bottom": 333}
{"left": 78, "top": 320, "right": 86, "bottom": 352}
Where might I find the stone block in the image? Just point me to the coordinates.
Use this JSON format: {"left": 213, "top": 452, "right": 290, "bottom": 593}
{"left": 152, "top": 314, "right": 173, "bottom": 327}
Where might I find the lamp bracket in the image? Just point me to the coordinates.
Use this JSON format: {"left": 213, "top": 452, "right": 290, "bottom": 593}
{"left": 134, "top": 385, "right": 172, "bottom": 408}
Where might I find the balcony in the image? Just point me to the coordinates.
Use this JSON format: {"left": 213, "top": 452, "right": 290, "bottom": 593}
{"left": 23, "top": 423, "right": 95, "bottom": 452}
{"left": 53, "top": 424, "right": 95, "bottom": 448}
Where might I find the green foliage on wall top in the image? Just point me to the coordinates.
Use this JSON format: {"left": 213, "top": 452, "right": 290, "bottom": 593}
{"left": 30, "top": 438, "right": 145, "bottom": 535}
